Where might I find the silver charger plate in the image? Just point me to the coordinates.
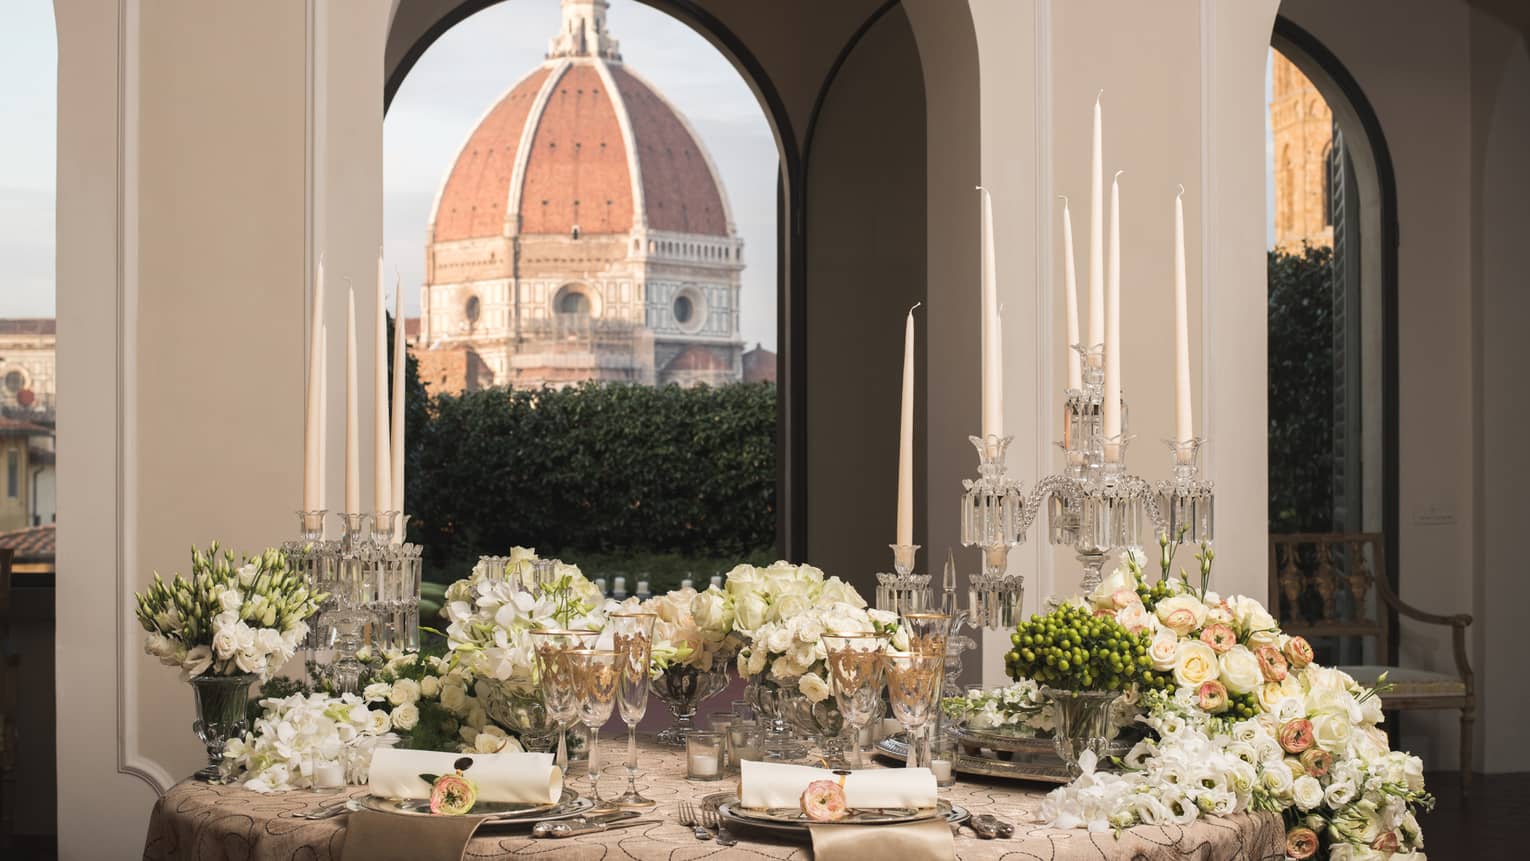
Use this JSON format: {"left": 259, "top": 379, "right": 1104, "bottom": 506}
{"left": 718, "top": 799, "right": 968, "bottom": 836}
{"left": 875, "top": 730, "right": 1134, "bottom": 784}
{"left": 357, "top": 787, "right": 593, "bottom": 825}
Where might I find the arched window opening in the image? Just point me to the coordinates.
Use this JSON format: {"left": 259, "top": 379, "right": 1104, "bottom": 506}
{"left": 385, "top": 0, "right": 783, "bottom": 588}
{"left": 1266, "top": 23, "right": 1399, "bottom": 666}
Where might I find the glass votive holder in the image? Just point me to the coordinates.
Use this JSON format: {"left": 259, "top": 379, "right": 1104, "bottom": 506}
{"left": 729, "top": 720, "right": 760, "bottom": 763}
{"left": 709, "top": 713, "right": 737, "bottom": 773}
{"left": 312, "top": 759, "right": 347, "bottom": 793}
{"left": 732, "top": 699, "right": 755, "bottom": 722}
{"left": 686, "top": 731, "right": 724, "bottom": 781}
{"left": 929, "top": 734, "right": 957, "bottom": 788}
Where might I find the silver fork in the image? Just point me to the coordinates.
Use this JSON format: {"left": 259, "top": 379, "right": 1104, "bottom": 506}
{"left": 677, "top": 801, "right": 712, "bottom": 841}
{"left": 699, "top": 806, "right": 737, "bottom": 846}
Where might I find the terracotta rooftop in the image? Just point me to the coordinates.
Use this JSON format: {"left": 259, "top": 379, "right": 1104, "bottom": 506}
{"left": 0, "top": 523, "right": 55, "bottom": 560}
{"left": 431, "top": 56, "right": 729, "bottom": 243}
{"left": 664, "top": 344, "right": 731, "bottom": 373}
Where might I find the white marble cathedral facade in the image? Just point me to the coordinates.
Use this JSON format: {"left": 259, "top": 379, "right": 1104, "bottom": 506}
{"left": 415, "top": 0, "right": 746, "bottom": 393}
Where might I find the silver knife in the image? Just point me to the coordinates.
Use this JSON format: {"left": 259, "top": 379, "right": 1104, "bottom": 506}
{"left": 532, "top": 817, "right": 656, "bottom": 838}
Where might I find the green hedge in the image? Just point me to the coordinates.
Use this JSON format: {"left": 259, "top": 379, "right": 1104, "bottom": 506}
{"left": 406, "top": 381, "right": 777, "bottom": 582}
{"left": 1268, "top": 244, "right": 1335, "bottom": 534}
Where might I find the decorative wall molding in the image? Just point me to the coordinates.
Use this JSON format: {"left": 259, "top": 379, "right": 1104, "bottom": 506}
{"left": 1198, "top": 0, "right": 1217, "bottom": 471}
{"left": 112, "top": 0, "right": 173, "bottom": 798}
{"left": 1032, "top": 0, "right": 1055, "bottom": 606}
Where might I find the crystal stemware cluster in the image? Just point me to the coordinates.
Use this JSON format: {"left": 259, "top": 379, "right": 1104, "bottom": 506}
{"left": 284, "top": 510, "right": 422, "bottom": 693}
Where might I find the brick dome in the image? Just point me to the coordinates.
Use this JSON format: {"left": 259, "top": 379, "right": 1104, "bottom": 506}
{"left": 429, "top": 6, "right": 731, "bottom": 244}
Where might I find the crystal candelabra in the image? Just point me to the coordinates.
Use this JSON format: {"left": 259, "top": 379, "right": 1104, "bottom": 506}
{"left": 284, "top": 510, "right": 423, "bottom": 693}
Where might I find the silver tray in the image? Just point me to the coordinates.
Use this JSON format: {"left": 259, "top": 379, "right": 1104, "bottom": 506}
{"left": 875, "top": 729, "right": 1135, "bottom": 784}
{"left": 718, "top": 798, "right": 968, "bottom": 838}
{"left": 356, "top": 787, "right": 594, "bottom": 824}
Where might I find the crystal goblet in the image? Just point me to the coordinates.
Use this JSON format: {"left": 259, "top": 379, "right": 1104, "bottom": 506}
{"left": 822, "top": 631, "right": 888, "bottom": 769}
{"left": 568, "top": 648, "right": 620, "bottom": 803}
{"left": 609, "top": 611, "right": 657, "bottom": 808}
{"left": 530, "top": 629, "right": 598, "bottom": 771}
{"left": 884, "top": 649, "right": 941, "bottom": 769}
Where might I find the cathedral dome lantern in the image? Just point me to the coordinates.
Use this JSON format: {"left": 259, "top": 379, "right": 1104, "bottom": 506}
{"left": 419, "top": 0, "right": 746, "bottom": 393}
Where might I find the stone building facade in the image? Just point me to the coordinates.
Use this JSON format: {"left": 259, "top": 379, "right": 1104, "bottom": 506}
{"left": 1270, "top": 51, "right": 1335, "bottom": 252}
{"left": 0, "top": 318, "right": 57, "bottom": 418}
{"left": 415, "top": 0, "right": 746, "bottom": 394}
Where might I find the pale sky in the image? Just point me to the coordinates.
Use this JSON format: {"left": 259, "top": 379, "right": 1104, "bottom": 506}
{"left": 0, "top": 1, "right": 57, "bottom": 318}
{"left": 385, "top": 0, "right": 780, "bottom": 350}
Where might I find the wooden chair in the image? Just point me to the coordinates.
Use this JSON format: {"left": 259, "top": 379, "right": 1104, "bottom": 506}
{"left": 1269, "top": 533, "right": 1474, "bottom": 788}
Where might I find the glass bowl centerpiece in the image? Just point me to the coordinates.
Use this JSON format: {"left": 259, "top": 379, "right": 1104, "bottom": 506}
{"left": 729, "top": 562, "right": 905, "bottom": 762}
{"left": 643, "top": 585, "right": 742, "bottom": 744}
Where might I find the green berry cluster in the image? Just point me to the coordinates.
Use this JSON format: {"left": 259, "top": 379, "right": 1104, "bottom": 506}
{"left": 1005, "top": 604, "right": 1171, "bottom": 692}
{"left": 1133, "top": 576, "right": 1178, "bottom": 612}
{"left": 1223, "top": 691, "right": 1258, "bottom": 720}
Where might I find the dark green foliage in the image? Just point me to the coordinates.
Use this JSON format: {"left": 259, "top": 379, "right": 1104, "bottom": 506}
{"left": 1268, "top": 244, "right": 1335, "bottom": 534}
{"left": 407, "top": 381, "right": 777, "bottom": 583}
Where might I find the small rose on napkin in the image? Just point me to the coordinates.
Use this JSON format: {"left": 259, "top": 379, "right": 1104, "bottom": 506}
{"left": 425, "top": 757, "right": 478, "bottom": 815}
{"left": 800, "top": 780, "right": 848, "bottom": 822}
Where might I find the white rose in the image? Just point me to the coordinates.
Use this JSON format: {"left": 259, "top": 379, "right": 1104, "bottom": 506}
{"left": 1218, "top": 646, "right": 1264, "bottom": 695}
{"left": 763, "top": 625, "right": 793, "bottom": 655}
{"left": 817, "top": 577, "right": 866, "bottom": 608}
{"left": 1311, "top": 712, "right": 1352, "bottom": 752}
{"left": 1172, "top": 640, "right": 1220, "bottom": 688}
{"left": 1116, "top": 602, "right": 1157, "bottom": 635}
{"left": 1293, "top": 775, "right": 1324, "bottom": 811}
{"left": 798, "top": 673, "right": 832, "bottom": 703}
{"left": 440, "top": 683, "right": 469, "bottom": 714}
{"left": 389, "top": 679, "right": 422, "bottom": 706}
{"left": 690, "top": 589, "right": 734, "bottom": 634}
{"left": 475, "top": 731, "right": 510, "bottom": 754}
{"left": 1155, "top": 595, "right": 1210, "bottom": 635}
{"left": 1089, "top": 565, "right": 1136, "bottom": 608}
{"left": 218, "top": 589, "right": 244, "bottom": 612}
{"left": 1229, "top": 596, "right": 1279, "bottom": 645}
{"left": 390, "top": 702, "right": 420, "bottom": 731}
{"left": 211, "top": 626, "right": 240, "bottom": 660}
{"left": 734, "top": 593, "right": 769, "bottom": 634}
{"left": 234, "top": 649, "right": 268, "bottom": 676}
{"left": 723, "top": 564, "right": 761, "bottom": 598}
{"left": 420, "top": 676, "right": 441, "bottom": 699}
{"left": 776, "top": 592, "right": 811, "bottom": 622}
{"left": 367, "top": 709, "right": 392, "bottom": 735}
{"left": 363, "top": 682, "right": 392, "bottom": 703}
{"left": 1148, "top": 630, "right": 1181, "bottom": 671}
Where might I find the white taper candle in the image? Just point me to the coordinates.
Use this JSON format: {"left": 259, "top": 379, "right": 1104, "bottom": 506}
{"left": 1103, "top": 170, "right": 1123, "bottom": 459}
{"left": 1173, "top": 185, "right": 1193, "bottom": 451}
{"left": 373, "top": 253, "right": 391, "bottom": 515}
{"left": 897, "top": 302, "right": 920, "bottom": 546}
{"left": 303, "top": 259, "right": 325, "bottom": 511}
{"left": 391, "top": 275, "right": 407, "bottom": 541}
{"left": 977, "top": 186, "right": 1002, "bottom": 445}
{"left": 1088, "top": 91, "right": 1105, "bottom": 352}
{"left": 1061, "top": 196, "right": 1081, "bottom": 390}
{"left": 345, "top": 284, "right": 361, "bottom": 514}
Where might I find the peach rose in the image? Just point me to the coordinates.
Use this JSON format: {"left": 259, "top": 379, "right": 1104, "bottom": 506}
{"left": 800, "top": 780, "right": 848, "bottom": 822}
{"left": 1299, "top": 747, "right": 1333, "bottom": 778}
{"left": 1282, "top": 636, "right": 1314, "bottom": 668}
{"left": 1196, "top": 679, "right": 1230, "bottom": 714}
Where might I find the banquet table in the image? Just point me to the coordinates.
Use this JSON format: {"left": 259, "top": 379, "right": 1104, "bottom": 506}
{"left": 143, "top": 738, "right": 1285, "bottom": 860}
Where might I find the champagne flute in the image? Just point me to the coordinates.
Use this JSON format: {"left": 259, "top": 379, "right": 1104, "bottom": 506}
{"left": 568, "top": 648, "right": 620, "bottom": 803}
{"left": 530, "top": 629, "right": 598, "bottom": 771}
{"left": 608, "top": 612, "right": 657, "bottom": 808}
{"left": 822, "top": 631, "right": 888, "bottom": 769}
{"left": 884, "top": 649, "right": 941, "bottom": 769}
{"left": 900, "top": 612, "right": 953, "bottom": 767}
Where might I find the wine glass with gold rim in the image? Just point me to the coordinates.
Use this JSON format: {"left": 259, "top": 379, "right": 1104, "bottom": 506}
{"left": 821, "top": 631, "right": 888, "bottom": 769}
{"left": 608, "top": 611, "right": 658, "bottom": 808}
{"left": 568, "top": 648, "right": 621, "bottom": 804}
{"left": 884, "top": 649, "right": 942, "bottom": 769}
{"left": 530, "top": 629, "right": 598, "bottom": 771}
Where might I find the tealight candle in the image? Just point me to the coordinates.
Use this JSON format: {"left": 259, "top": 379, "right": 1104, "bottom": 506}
{"left": 687, "top": 731, "right": 723, "bottom": 780}
{"left": 314, "top": 761, "right": 346, "bottom": 791}
{"left": 931, "top": 759, "right": 954, "bottom": 785}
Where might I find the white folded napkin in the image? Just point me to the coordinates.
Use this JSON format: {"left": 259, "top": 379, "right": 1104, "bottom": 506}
{"left": 367, "top": 749, "right": 563, "bottom": 805}
{"left": 739, "top": 760, "right": 937, "bottom": 810}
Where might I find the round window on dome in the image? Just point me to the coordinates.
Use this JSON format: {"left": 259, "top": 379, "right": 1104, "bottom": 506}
{"left": 3, "top": 370, "right": 23, "bottom": 394}
{"left": 673, "top": 295, "right": 693, "bottom": 324}
{"left": 671, "top": 288, "right": 706, "bottom": 334}
{"left": 465, "top": 295, "right": 481, "bottom": 324}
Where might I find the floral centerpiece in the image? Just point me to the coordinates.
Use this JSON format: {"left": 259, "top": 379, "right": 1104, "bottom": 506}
{"left": 641, "top": 585, "right": 737, "bottom": 743}
{"left": 728, "top": 561, "right": 903, "bottom": 759}
{"left": 134, "top": 543, "right": 325, "bottom": 780}
{"left": 1012, "top": 539, "right": 1431, "bottom": 859}
{"left": 360, "top": 650, "right": 523, "bottom": 755}
{"left": 223, "top": 691, "right": 398, "bottom": 792}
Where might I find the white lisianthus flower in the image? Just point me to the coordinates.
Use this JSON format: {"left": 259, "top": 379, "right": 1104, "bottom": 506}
{"left": 236, "top": 563, "right": 259, "bottom": 587}
{"left": 420, "top": 676, "right": 441, "bottom": 699}
{"left": 181, "top": 645, "right": 213, "bottom": 677}
{"left": 1217, "top": 645, "right": 1264, "bottom": 695}
{"left": 475, "top": 731, "right": 510, "bottom": 754}
{"left": 389, "top": 678, "right": 422, "bottom": 706}
{"left": 1228, "top": 596, "right": 1279, "bottom": 645}
{"left": 798, "top": 672, "right": 832, "bottom": 703}
{"left": 211, "top": 626, "right": 240, "bottom": 661}
{"left": 1325, "top": 778, "right": 1358, "bottom": 807}
{"left": 389, "top": 702, "right": 419, "bottom": 731}
{"left": 1293, "top": 774, "right": 1324, "bottom": 811}
{"left": 218, "top": 589, "right": 244, "bottom": 612}
{"left": 1172, "top": 641, "right": 1220, "bottom": 688}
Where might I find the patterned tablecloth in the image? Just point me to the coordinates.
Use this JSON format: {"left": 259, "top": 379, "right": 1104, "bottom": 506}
{"left": 143, "top": 738, "right": 1285, "bottom": 860}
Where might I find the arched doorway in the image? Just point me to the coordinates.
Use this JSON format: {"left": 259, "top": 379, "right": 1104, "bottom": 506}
{"left": 1266, "top": 16, "right": 1400, "bottom": 661}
